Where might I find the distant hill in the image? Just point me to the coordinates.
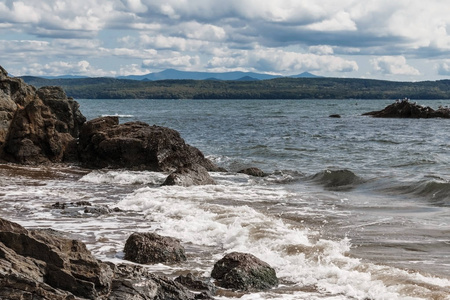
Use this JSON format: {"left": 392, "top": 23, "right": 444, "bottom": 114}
{"left": 20, "top": 75, "right": 450, "bottom": 100}
{"left": 118, "top": 69, "right": 320, "bottom": 81}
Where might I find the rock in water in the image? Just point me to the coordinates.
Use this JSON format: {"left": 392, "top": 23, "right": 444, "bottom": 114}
{"left": 0, "top": 67, "right": 85, "bottom": 164}
{"left": 124, "top": 232, "right": 187, "bottom": 264}
{"left": 77, "top": 116, "right": 219, "bottom": 172}
{"left": 363, "top": 99, "right": 450, "bottom": 118}
{"left": 211, "top": 252, "right": 278, "bottom": 292}
{"left": 238, "top": 167, "right": 267, "bottom": 177}
{"left": 162, "top": 163, "right": 216, "bottom": 186}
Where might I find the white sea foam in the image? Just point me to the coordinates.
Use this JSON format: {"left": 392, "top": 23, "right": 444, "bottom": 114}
{"left": 115, "top": 182, "right": 450, "bottom": 299}
{"left": 80, "top": 170, "right": 167, "bottom": 185}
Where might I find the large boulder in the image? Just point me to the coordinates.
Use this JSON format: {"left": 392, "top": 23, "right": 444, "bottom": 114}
{"left": 77, "top": 117, "right": 219, "bottom": 172}
{"left": 363, "top": 99, "right": 450, "bottom": 118}
{"left": 0, "top": 218, "right": 200, "bottom": 299}
{"left": 123, "top": 232, "right": 187, "bottom": 264}
{"left": 162, "top": 163, "right": 216, "bottom": 186}
{"left": 211, "top": 252, "right": 278, "bottom": 292}
{"left": 0, "top": 218, "right": 114, "bottom": 299}
{"left": 0, "top": 67, "right": 85, "bottom": 164}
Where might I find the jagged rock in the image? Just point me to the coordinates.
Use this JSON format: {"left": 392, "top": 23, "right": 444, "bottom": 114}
{"left": 238, "top": 167, "right": 267, "bottom": 177}
{"left": 211, "top": 252, "right": 278, "bottom": 292}
{"left": 0, "top": 218, "right": 114, "bottom": 299}
{"left": 0, "top": 68, "right": 85, "bottom": 164}
{"left": 110, "top": 264, "right": 197, "bottom": 300}
{"left": 0, "top": 218, "right": 199, "bottom": 299}
{"left": 124, "top": 232, "right": 187, "bottom": 264}
{"left": 77, "top": 117, "right": 219, "bottom": 172}
{"left": 363, "top": 99, "right": 450, "bottom": 118}
{"left": 175, "top": 273, "right": 216, "bottom": 295}
{"left": 162, "top": 163, "right": 216, "bottom": 186}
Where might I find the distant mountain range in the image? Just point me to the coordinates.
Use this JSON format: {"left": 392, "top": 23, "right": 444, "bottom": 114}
{"left": 36, "top": 69, "right": 320, "bottom": 81}
{"left": 117, "top": 69, "right": 321, "bottom": 81}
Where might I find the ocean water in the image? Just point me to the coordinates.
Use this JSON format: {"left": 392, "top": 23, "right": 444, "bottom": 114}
{"left": 1, "top": 99, "right": 450, "bottom": 299}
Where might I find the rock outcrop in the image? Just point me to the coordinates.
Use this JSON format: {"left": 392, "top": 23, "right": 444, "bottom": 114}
{"left": 0, "top": 67, "right": 86, "bottom": 164}
{"left": 0, "top": 218, "right": 199, "bottom": 299}
{"left": 0, "top": 66, "right": 220, "bottom": 177}
{"left": 162, "top": 163, "right": 216, "bottom": 186}
{"left": 76, "top": 116, "right": 219, "bottom": 172}
{"left": 211, "top": 252, "right": 278, "bottom": 292}
{"left": 123, "top": 232, "right": 187, "bottom": 264}
{"left": 363, "top": 99, "right": 450, "bottom": 118}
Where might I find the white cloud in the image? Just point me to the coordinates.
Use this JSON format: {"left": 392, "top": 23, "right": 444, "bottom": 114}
{"left": 17, "top": 60, "right": 115, "bottom": 77}
{"left": 437, "top": 60, "right": 450, "bottom": 75}
{"left": 142, "top": 54, "right": 201, "bottom": 69}
{"left": 371, "top": 56, "right": 420, "bottom": 76}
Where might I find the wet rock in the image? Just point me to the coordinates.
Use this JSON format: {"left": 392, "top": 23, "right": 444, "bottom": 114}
{"left": 329, "top": 114, "right": 341, "bottom": 118}
{"left": 77, "top": 117, "right": 220, "bottom": 172}
{"left": 363, "top": 99, "right": 450, "bottom": 118}
{"left": 124, "top": 232, "right": 187, "bottom": 264}
{"left": 0, "top": 68, "right": 85, "bottom": 164}
{"left": 162, "top": 163, "right": 216, "bottom": 186}
{"left": 311, "top": 169, "right": 363, "bottom": 191}
{"left": 50, "top": 201, "right": 116, "bottom": 217}
{"left": 110, "top": 264, "right": 197, "bottom": 300}
{"left": 175, "top": 273, "right": 216, "bottom": 295}
{"left": 0, "top": 218, "right": 114, "bottom": 299}
{"left": 211, "top": 252, "right": 278, "bottom": 292}
{"left": 0, "top": 218, "right": 199, "bottom": 299}
{"left": 238, "top": 167, "right": 267, "bottom": 177}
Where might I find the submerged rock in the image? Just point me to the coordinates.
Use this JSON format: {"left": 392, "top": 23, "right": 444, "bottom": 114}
{"left": 311, "top": 169, "right": 363, "bottom": 190}
{"left": 124, "top": 232, "right": 187, "bottom": 264}
{"left": 211, "top": 252, "right": 278, "bottom": 292}
{"left": 363, "top": 99, "right": 450, "bottom": 118}
{"left": 162, "top": 163, "right": 216, "bottom": 186}
{"left": 175, "top": 273, "right": 216, "bottom": 296}
{"left": 238, "top": 167, "right": 267, "bottom": 177}
{"left": 77, "top": 116, "right": 219, "bottom": 172}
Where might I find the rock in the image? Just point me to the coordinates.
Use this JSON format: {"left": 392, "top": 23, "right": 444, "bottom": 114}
{"left": 124, "top": 232, "right": 187, "bottom": 264}
{"left": 329, "top": 114, "right": 341, "bottom": 118}
{"left": 77, "top": 117, "right": 220, "bottom": 172}
{"left": 211, "top": 252, "right": 278, "bottom": 292}
{"left": 110, "top": 264, "right": 197, "bottom": 300}
{"left": 175, "top": 273, "right": 216, "bottom": 295}
{"left": 0, "top": 69, "right": 85, "bottom": 164}
{"left": 363, "top": 99, "right": 450, "bottom": 118}
{"left": 162, "top": 163, "right": 216, "bottom": 186}
{"left": 238, "top": 167, "right": 267, "bottom": 177}
{"left": 0, "top": 218, "right": 114, "bottom": 299}
{"left": 0, "top": 218, "right": 199, "bottom": 299}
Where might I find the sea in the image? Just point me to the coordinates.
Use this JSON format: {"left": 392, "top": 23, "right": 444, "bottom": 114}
{"left": 0, "top": 99, "right": 449, "bottom": 299}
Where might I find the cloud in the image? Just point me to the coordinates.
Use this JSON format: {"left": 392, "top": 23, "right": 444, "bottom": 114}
{"left": 142, "top": 54, "right": 201, "bottom": 69}
{"left": 437, "top": 60, "right": 450, "bottom": 75}
{"left": 371, "top": 56, "right": 420, "bottom": 76}
{"left": 18, "top": 60, "right": 115, "bottom": 77}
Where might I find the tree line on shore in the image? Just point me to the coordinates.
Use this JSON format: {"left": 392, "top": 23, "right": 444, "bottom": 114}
{"left": 20, "top": 76, "right": 450, "bottom": 100}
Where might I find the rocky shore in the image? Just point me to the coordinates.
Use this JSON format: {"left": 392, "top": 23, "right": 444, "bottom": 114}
{"left": 0, "top": 66, "right": 278, "bottom": 298}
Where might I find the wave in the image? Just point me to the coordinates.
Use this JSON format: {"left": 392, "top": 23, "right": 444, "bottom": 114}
{"left": 100, "top": 113, "right": 134, "bottom": 118}
{"left": 310, "top": 169, "right": 364, "bottom": 190}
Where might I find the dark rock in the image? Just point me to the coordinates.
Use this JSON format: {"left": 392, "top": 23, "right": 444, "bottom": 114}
{"left": 110, "top": 264, "right": 197, "bottom": 300}
{"left": 0, "top": 69, "right": 85, "bottom": 164}
{"left": 124, "top": 232, "right": 187, "bottom": 264}
{"left": 329, "top": 114, "right": 341, "bottom": 118}
{"left": 162, "top": 163, "right": 216, "bottom": 186}
{"left": 77, "top": 117, "right": 220, "bottom": 172}
{"left": 0, "top": 218, "right": 198, "bottom": 299}
{"left": 238, "top": 167, "right": 267, "bottom": 177}
{"left": 50, "top": 201, "right": 115, "bottom": 217}
{"left": 175, "top": 273, "right": 216, "bottom": 295}
{"left": 211, "top": 252, "right": 278, "bottom": 292}
{"left": 363, "top": 99, "right": 450, "bottom": 118}
{"left": 0, "top": 218, "right": 114, "bottom": 299}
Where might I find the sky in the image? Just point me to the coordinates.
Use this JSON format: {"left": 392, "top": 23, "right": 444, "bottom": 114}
{"left": 1, "top": 0, "right": 450, "bottom": 81}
